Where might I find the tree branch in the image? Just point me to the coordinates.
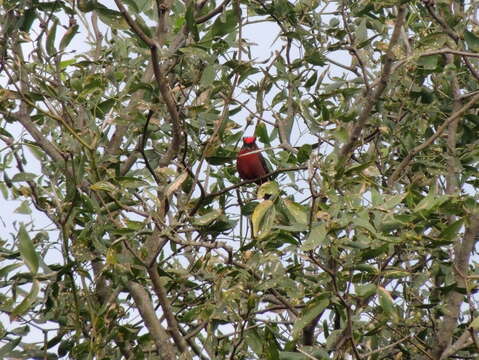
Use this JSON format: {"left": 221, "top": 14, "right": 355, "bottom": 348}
{"left": 114, "top": 0, "right": 182, "bottom": 168}
{"left": 148, "top": 265, "right": 191, "bottom": 356}
{"left": 388, "top": 92, "right": 479, "bottom": 186}
{"left": 433, "top": 214, "right": 479, "bottom": 358}
{"left": 127, "top": 281, "right": 177, "bottom": 358}
{"left": 338, "top": 5, "right": 406, "bottom": 163}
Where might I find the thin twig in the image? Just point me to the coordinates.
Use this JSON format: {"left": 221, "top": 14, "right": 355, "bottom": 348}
{"left": 196, "top": 0, "right": 231, "bottom": 24}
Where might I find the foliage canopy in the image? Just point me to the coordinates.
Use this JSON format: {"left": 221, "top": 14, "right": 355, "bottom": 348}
{"left": 1, "top": 0, "right": 479, "bottom": 359}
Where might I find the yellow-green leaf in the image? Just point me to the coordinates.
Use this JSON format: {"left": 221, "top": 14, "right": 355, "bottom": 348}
{"left": 252, "top": 199, "right": 275, "bottom": 237}
{"left": 90, "top": 181, "right": 117, "bottom": 192}
{"left": 470, "top": 316, "right": 479, "bottom": 329}
{"left": 284, "top": 199, "right": 309, "bottom": 225}
{"left": 257, "top": 181, "right": 280, "bottom": 199}
{"left": 356, "top": 283, "right": 376, "bottom": 298}
{"left": 166, "top": 172, "right": 189, "bottom": 198}
{"left": 59, "top": 24, "right": 79, "bottom": 50}
{"left": 193, "top": 209, "right": 222, "bottom": 227}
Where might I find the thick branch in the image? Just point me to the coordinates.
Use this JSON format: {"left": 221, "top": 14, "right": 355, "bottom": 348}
{"left": 148, "top": 265, "right": 191, "bottom": 356}
{"left": 439, "top": 329, "right": 475, "bottom": 360}
{"left": 127, "top": 281, "right": 177, "bottom": 358}
{"left": 433, "top": 214, "right": 479, "bottom": 359}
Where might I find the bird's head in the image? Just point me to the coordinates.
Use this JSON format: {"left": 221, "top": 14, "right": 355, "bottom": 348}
{"left": 242, "top": 136, "right": 257, "bottom": 149}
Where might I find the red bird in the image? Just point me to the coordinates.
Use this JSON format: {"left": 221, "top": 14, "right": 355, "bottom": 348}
{"left": 237, "top": 136, "right": 270, "bottom": 184}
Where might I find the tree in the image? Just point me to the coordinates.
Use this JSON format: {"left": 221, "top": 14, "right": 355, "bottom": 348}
{"left": 1, "top": 0, "right": 479, "bottom": 358}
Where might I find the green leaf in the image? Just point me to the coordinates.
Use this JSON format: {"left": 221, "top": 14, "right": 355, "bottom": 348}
{"left": 117, "top": 177, "right": 148, "bottom": 189}
{"left": 18, "top": 223, "right": 39, "bottom": 275}
{"left": 465, "top": 30, "right": 479, "bottom": 52}
{"left": 11, "top": 279, "right": 40, "bottom": 319}
{"left": 200, "top": 65, "right": 216, "bottom": 87}
{"left": 245, "top": 329, "right": 263, "bottom": 355}
{"left": 0, "top": 337, "right": 21, "bottom": 358}
{"left": 278, "top": 352, "right": 307, "bottom": 360}
{"left": 10, "top": 325, "right": 29, "bottom": 335}
{"left": 0, "top": 182, "right": 8, "bottom": 199}
{"left": 241, "top": 201, "right": 259, "bottom": 216}
{"left": 304, "top": 71, "right": 317, "bottom": 88}
{"left": 255, "top": 122, "right": 270, "bottom": 144}
{"left": 20, "top": 8, "right": 36, "bottom": 32}
{"left": 94, "top": 4, "right": 128, "bottom": 29}
{"left": 438, "top": 218, "right": 463, "bottom": 242}
{"left": 305, "top": 51, "right": 326, "bottom": 66}
{"left": 356, "top": 283, "right": 376, "bottom": 298}
{"left": 377, "top": 286, "right": 399, "bottom": 322}
{"left": 0, "top": 263, "right": 22, "bottom": 278}
{"left": 297, "top": 144, "right": 312, "bottom": 163}
{"left": 353, "top": 210, "right": 377, "bottom": 235}
{"left": 356, "top": 18, "right": 367, "bottom": 44}
{"left": 95, "top": 98, "right": 115, "bottom": 118}
{"left": 264, "top": 326, "right": 280, "bottom": 360}
{"left": 211, "top": 10, "right": 236, "bottom": 38}
{"left": 185, "top": 2, "right": 199, "bottom": 40}
{"left": 302, "top": 223, "right": 327, "bottom": 251}
{"left": 353, "top": 264, "right": 378, "bottom": 274}
{"left": 380, "top": 193, "right": 407, "bottom": 210}
{"left": 292, "top": 298, "right": 329, "bottom": 339}
{"left": 46, "top": 19, "right": 58, "bottom": 56}
{"left": 413, "top": 192, "right": 448, "bottom": 213}
{"left": 11, "top": 172, "right": 37, "bottom": 182}
{"left": 417, "top": 55, "right": 439, "bottom": 70}
{"left": 122, "top": 0, "right": 140, "bottom": 13}
{"left": 252, "top": 199, "right": 276, "bottom": 237}
{"left": 59, "top": 24, "right": 79, "bottom": 50}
